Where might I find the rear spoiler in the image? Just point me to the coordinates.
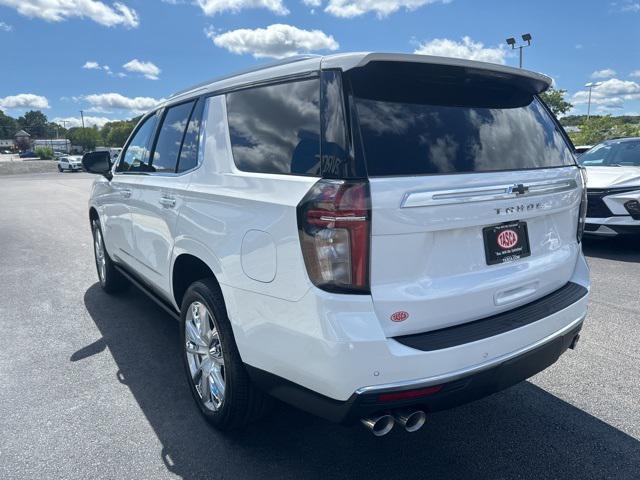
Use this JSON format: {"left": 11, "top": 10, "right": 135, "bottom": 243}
{"left": 328, "top": 52, "right": 552, "bottom": 95}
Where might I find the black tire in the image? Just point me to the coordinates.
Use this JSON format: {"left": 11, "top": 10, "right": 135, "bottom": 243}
{"left": 180, "top": 279, "right": 273, "bottom": 430}
{"left": 91, "top": 219, "right": 128, "bottom": 294}
{"left": 58, "top": 165, "right": 63, "bottom": 172}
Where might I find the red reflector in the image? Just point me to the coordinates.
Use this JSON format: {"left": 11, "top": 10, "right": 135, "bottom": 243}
{"left": 377, "top": 385, "right": 443, "bottom": 403}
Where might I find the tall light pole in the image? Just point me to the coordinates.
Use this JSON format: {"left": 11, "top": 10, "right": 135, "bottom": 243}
{"left": 80, "top": 110, "right": 85, "bottom": 129}
{"left": 506, "top": 33, "right": 532, "bottom": 68}
{"left": 584, "top": 82, "right": 602, "bottom": 121}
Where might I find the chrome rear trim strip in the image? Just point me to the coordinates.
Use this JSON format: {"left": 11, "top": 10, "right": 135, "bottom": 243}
{"left": 401, "top": 179, "right": 578, "bottom": 208}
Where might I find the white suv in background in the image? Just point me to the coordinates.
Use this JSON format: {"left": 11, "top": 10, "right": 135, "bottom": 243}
{"left": 83, "top": 53, "right": 590, "bottom": 436}
{"left": 58, "top": 155, "right": 84, "bottom": 172}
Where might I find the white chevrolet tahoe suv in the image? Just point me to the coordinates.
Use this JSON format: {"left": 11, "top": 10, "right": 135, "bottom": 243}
{"left": 83, "top": 53, "right": 590, "bottom": 436}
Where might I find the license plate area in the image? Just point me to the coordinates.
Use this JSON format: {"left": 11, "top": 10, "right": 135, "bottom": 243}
{"left": 483, "top": 221, "right": 531, "bottom": 265}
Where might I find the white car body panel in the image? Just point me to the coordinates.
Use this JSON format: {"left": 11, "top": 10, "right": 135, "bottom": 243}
{"left": 586, "top": 165, "right": 640, "bottom": 189}
{"left": 128, "top": 174, "right": 192, "bottom": 297}
{"left": 368, "top": 168, "right": 582, "bottom": 337}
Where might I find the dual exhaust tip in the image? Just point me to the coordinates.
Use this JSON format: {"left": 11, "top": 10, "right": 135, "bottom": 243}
{"left": 361, "top": 409, "right": 427, "bottom": 436}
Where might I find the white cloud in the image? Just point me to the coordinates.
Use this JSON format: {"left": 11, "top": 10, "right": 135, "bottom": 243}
{"left": 593, "top": 78, "right": 640, "bottom": 97}
{"left": 324, "top": 0, "right": 448, "bottom": 18}
{"left": 52, "top": 116, "right": 113, "bottom": 128}
{"left": 207, "top": 23, "right": 339, "bottom": 59}
{"left": 122, "top": 59, "right": 161, "bottom": 80}
{"left": 572, "top": 78, "right": 640, "bottom": 109}
{"left": 630, "top": 70, "right": 640, "bottom": 78}
{"left": 82, "top": 61, "right": 128, "bottom": 77}
{"left": 615, "top": 1, "right": 640, "bottom": 12}
{"left": 0, "top": 93, "right": 50, "bottom": 110}
{"left": 575, "top": 44, "right": 583, "bottom": 49}
{"left": 303, "top": 0, "right": 322, "bottom": 6}
{"left": 196, "top": 0, "right": 289, "bottom": 15}
{"left": 591, "top": 68, "right": 617, "bottom": 79}
{"left": 0, "top": 21, "right": 12, "bottom": 31}
{"left": 83, "top": 93, "right": 164, "bottom": 113}
{"left": 414, "top": 36, "right": 507, "bottom": 65}
{"left": 0, "top": 0, "right": 139, "bottom": 28}
{"left": 83, "top": 61, "right": 102, "bottom": 70}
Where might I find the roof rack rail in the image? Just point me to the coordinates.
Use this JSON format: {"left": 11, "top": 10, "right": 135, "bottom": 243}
{"left": 168, "top": 54, "right": 321, "bottom": 99}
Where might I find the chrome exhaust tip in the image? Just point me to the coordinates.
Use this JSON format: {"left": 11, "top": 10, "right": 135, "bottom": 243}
{"left": 361, "top": 414, "right": 395, "bottom": 437}
{"left": 393, "top": 409, "right": 426, "bottom": 433}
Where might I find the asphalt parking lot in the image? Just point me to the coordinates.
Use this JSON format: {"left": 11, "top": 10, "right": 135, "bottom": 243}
{"left": 1, "top": 172, "right": 639, "bottom": 480}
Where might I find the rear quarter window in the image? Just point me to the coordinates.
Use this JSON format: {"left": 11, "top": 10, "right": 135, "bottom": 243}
{"left": 225, "top": 78, "right": 320, "bottom": 176}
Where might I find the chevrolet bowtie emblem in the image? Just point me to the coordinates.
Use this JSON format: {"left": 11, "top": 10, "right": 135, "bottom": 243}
{"left": 511, "top": 184, "right": 529, "bottom": 195}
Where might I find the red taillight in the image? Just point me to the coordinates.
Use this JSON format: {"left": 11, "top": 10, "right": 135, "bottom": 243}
{"left": 297, "top": 179, "right": 371, "bottom": 293}
{"left": 377, "top": 385, "right": 443, "bottom": 403}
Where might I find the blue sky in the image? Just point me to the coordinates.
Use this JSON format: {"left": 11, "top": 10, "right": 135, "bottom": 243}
{"left": 1, "top": 0, "right": 639, "bottom": 128}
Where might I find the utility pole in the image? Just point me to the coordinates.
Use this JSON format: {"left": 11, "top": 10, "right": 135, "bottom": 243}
{"left": 506, "top": 34, "right": 532, "bottom": 68}
{"left": 584, "top": 82, "right": 602, "bottom": 121}
{"left": 80, "top": 110, "right": 85, "bottom": 129}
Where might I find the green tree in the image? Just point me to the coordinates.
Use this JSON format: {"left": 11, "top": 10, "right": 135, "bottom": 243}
{"left": 47, "top": 122, "right": 68, "bottom": 140}
{"left": 68, "top": 127, "right": 101, "bottom": 151}
{"left": 34, "top": 147, "right": 54, "bottom": 159}
{"left": 106, "top": 123, "right": 135, "bottom": 147}
{"left": 17, "top": 110, "right": 49, "bottom": 138}
{"left": 0, "top": 110, "right": 17, "bottom": 138}
{"left": 569, "top": 116, "right": 640, "bottom": 145}
{"left": 539, "top": 88, "right": 573, "bottom": 117}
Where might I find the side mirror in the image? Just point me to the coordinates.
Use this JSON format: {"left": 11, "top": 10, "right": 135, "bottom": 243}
{"left": 82, "top": 151, "right": 112, "bottom": 180}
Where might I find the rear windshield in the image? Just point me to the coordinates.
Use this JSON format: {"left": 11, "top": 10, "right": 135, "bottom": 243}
{"left": 348, "top": 62, "right": 575, "bottom": 176}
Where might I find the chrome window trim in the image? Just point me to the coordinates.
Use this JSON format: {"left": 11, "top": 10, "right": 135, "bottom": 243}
{"left": 113, "top": 96, "right": 208, "bottom": 179}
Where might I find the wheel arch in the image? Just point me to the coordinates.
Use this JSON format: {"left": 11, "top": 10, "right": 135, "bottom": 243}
{"left": 171, "top": 240, "right": 227, "bottom": 313}
{"left": 89, "top": 206, "right": 99, "bottom": 225}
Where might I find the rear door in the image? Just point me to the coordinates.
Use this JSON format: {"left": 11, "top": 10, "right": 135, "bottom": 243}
{"left": 346, "top": 61, "right": 582, "bottom": 337}
{"left": 128, "top": 98, "right": 203, "bottom": 297}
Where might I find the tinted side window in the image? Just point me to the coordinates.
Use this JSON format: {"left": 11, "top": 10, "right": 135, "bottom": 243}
{"left": 118, "top": 113, "right": 158, "bottom": 173}
{"left": 226, "top": 78, "right": 320, "bottom": 175}
{"left": 177, "top": 99, "right": 204, "bottom": 173}
{"left": 150, "top": 101, "right": 194, "bottom": 173}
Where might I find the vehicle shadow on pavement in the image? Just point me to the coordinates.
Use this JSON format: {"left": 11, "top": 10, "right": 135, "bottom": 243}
{"left": 582, "top": 236, "right": 640, "bottom": 262}
{"left": 81, "top": 283, "right": 640, "bottom": 480}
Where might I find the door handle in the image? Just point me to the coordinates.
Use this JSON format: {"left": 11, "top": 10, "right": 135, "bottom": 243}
{"left": 120, "top": 189, "right": 132, "bottom": 198}
{"left": 159, "top": 196, "right": 176, "bottom": 208}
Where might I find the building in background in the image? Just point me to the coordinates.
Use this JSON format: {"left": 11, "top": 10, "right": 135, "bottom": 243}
{"left": 0, "top": 139, "right": 14, "bottom": 151}
{"left": 14, "top": 130, "right": 31, "bottom": 151}
{"left": 33, "top": 139, "right": 71, "bottom": 153}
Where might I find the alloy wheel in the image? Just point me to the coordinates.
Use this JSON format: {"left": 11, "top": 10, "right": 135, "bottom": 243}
{"left": 94, "top": 228, "right": 106, "bottom": 284}
{"left": 185, "top": 301, "right": 226, "bottom": 411}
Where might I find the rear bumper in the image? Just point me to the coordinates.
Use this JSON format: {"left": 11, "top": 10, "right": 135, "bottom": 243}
{"left": 247, "top": 317, "right": 584, "bottom": 424}
{"left": 232, "top": 253, "right": 590, "bottom": 405}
